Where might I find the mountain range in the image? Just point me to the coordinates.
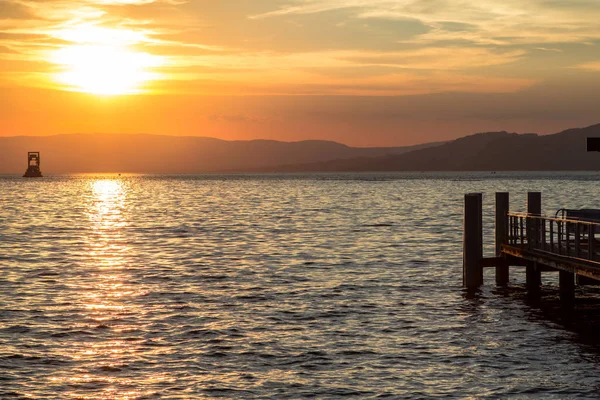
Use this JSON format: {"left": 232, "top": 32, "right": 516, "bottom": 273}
{"left": 1, "top": 123, "right": 599, "bottom": 173}
{"left": 0, "top": 134, "right": 439, "bottom": 174}
{"left": 250, "top": 123, "right": 600, "bottom": 172}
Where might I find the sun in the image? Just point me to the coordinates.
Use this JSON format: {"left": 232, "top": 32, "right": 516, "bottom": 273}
{"left": 50, "top": 26, "right": 164, "bottom": 95}
{"left": 53, "top": 45, "right": 162, "bottom": 95}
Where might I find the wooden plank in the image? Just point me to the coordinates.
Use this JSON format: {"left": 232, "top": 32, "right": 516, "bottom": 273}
{"left": 537, "top": 264, "right": 558, "bottom": 272}
{"left": 479, "top": 257, "right": 508, "bottom": 268}
{"left": 505, "top": 254, "right": 528, "bottom": 267}
{"left": 502, "top": 244, "right": 600, "bottom": 281}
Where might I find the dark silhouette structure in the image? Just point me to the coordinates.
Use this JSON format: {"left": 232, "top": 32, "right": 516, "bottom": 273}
{"left": 23, "top": 152, "right": 43, "bottom": 178}
{"left": 587, "top": 137, "right": 600, "bottom": 152}
{"left": 464, "top": 192, "right": 600, "bottom": 308}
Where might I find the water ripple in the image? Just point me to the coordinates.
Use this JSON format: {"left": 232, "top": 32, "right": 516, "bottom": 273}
{"left": 1, "top": 173, "right": 600, "bottom": 398}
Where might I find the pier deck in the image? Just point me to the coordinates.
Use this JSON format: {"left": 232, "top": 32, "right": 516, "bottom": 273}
{"left": 502, "top": 213, "right": 600, "bottom": 281}
{"left": 463, "top": 192, "right": 600, "bottom": 301}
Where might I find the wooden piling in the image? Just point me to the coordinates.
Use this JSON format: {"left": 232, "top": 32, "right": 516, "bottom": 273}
{"left": 526, "top": 192, "right": 542, "bottom": 291}
{"left": 559, "top": 270, "right": 575, "bottom": 306}
{"left": 464, "top": 193, "right": 483, "bottom": 289}
{"left": 495, "top": 192, "right": 509, "bottom": 286}
{"left": 476, "top": 193, "right": 483, "bottom": 264}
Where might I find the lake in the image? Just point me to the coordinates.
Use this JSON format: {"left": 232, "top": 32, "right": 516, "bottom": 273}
{"left": 1, "top": 172, "right": 600, "bottom": 399}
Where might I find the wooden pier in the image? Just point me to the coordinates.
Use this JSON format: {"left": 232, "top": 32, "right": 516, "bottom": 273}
{"left": 464, "top": 192, "right": 600, "bottom": 304}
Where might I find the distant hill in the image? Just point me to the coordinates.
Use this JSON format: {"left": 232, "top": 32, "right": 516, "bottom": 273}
{"left": 4, "top": 124, "right": 599, "bottom": 173}
{"left": 255, "top": 123, "right": 600, "bottom": 172}
{"left": 0, "top": 134, "right": 441, "bottom": 174}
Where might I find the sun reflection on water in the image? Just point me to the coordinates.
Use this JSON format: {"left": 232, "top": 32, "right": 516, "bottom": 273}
{"left": 60, "top": 178, "right": 156, "bottom": 399}
{"left": 87, "top": 179, "right": 129, "bottom": 268}
{"left": 92, "top": 179, "right": 123, "bottom": 201}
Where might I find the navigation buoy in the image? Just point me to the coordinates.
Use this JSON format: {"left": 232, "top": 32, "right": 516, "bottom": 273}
{"left": 23, "top": 152, "right": 43, "bottom": 178}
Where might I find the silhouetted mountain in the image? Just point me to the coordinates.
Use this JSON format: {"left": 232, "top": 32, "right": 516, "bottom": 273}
{"left": 0, "top": 134, "right": 441, "bottom": 173}
{"left": 256, "top": 124, "right": 600, "bottom": 172}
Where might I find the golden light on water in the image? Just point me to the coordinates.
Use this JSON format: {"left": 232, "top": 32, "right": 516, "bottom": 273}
{"left": 50, "top": 26, "right": 164, "bottom": 95}
{"left": 61, "top": 178, "right": 158, "bottom": 398}
{"left": 86, "top": 178, "right": 130, "bottom": 307}
{"left": 92, "top": 179, "right": 124, "bottom": 203}
{"left": 89, "top": 179, "right": 128, "bottom": 235}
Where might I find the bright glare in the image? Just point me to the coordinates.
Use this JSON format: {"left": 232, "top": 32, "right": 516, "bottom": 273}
{"left": 51, "top": 26, "right": 164, "bottom": 95}
{"left": 92, "top": 179, "right": 123, "bottom": 201}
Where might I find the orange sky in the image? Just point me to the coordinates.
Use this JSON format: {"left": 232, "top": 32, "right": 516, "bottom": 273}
{"left": 1, "top": 0, "right": 599, "bottom": 146}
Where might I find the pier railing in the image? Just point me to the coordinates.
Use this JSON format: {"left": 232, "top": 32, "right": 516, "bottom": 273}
{"left": 464, "top": 192, "right": 600, "bottom": 293}
{"left": 508, "top": 213, "right": 600, "bottom": 262}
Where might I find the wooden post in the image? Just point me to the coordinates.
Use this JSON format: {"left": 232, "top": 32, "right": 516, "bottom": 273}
{"left": 464, "top": 193, "right": 483, "bottom": 289}
{"left": 559, "top": 270, "right": 575, "bottom": 306}
{"left": 495, "top": 192, "right": 509, "bottom": 286}
{"left": 526, "top": 192, "right": 542, "bottom": 291}
{"left": 476, "top": 193, "right": 484, "bottom": 285}
{"left": 476, "top": 193, "right": 483, "bottom": 264}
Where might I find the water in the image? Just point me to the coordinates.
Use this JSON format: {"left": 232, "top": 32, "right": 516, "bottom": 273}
{"left": 2, "top": 172, "right": 600, "bottom": 399}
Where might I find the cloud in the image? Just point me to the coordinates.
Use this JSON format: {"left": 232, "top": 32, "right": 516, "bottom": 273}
{"left": 0, "top": 0, "right": 597, "bottom": 97}
{"left": 0, "top": 0, "right": 36, "bottom": 20}
{"left": 573, "top": 61, "right": 600, "bottom": 71}
{"left": 164, "top": 47, "right": 524, "bottom": 77}
{"left": 252, "top": 0, "right": 600, "bottom": 45}
{"left": 249, "top": 0, "right": 372, "bottom": 19}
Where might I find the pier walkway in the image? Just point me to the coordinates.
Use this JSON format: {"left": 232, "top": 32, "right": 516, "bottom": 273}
{"left": 503, "top": 213, "right": 600, "bottom": 282}
{"left": 463, "top": 192, "right": 600, "bottom": 303}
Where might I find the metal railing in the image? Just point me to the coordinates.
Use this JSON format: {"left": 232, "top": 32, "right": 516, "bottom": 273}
{"left": 507, "top": 213, "right": 600, "bottom": 262}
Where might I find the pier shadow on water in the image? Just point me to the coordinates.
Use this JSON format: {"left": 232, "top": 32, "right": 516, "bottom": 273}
{"left": 519, "top": 285, "right": 600, "bottom": 349}
{"left": 466, "top": 281, "right": 600, "bottom": 351}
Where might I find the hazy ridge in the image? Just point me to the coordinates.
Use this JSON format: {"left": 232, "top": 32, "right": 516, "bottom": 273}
{"left": 251, "top": 123, "right": 600, "bottom": 172}
{"left": 1, "top": 123, "right": 599, "bottom": 173}
{"left": 0, "top": 134, "right": 439, "bottom": 174}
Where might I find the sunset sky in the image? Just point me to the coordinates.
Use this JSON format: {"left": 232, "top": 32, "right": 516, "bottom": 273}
{"left": 1, "top": 0, "right": 599, "bottom": 146}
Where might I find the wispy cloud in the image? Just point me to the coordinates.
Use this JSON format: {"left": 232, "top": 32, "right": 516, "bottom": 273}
{"left": 0, "top": 0, "right": 598, "bottom": 96}
{"left": 573, "top": 61, "right": 600, "bottom": 71}
{"left": 252, "top": 0, "right": 600, "bottom": 45}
